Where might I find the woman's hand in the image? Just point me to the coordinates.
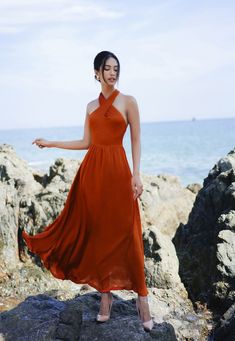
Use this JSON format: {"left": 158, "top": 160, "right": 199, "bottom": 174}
{"left": 32, "top": 138, "right": 52, "bottom": 149}
{"left": 131, "top": 174, "right": 143, "bottom": 200}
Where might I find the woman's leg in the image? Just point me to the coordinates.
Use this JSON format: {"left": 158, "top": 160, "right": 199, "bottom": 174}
{"left": 98, "top": 292, "right": 112, "bottom": 315}
{"left": 136, "top": 294, "right": 154, "bottom": 331}
{"left": 137, "top": 295, "right": 152, "bottom": 322}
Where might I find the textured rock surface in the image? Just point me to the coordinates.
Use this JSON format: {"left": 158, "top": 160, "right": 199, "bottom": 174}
{"left": 173, "top": 148, "right": 235, "bottom": 314}
{"left": 0, "top": 290, "right": 210, "bottom": 341}
{"left": 214, "top": 303, "right": 235, "bottom": 341}
{"left": 139, "top": 174, "right": 197, "bottom": 239}
{"left": 0, "top": 144, "right": 41, "bottom": 270}
{"left": 143, "top": 225, "right": 186, "bottom": 292}
{"left": 0, "top": 144, "right": 81, "bottom": 269}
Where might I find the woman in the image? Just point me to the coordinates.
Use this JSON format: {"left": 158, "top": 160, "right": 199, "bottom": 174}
{"left": 22, "top": 51, "right": 154, "bottom": 332}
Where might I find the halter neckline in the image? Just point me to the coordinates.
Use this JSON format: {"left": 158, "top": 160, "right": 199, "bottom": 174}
{"left": 99, "top": 89, "right": 119, "bottom": 101}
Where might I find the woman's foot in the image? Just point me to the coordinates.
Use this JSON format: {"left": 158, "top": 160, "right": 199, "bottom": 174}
{"left": 96, "top": 292, "right": 113, "bottom": 322}
{"left": 136, "top": 295, "right": 154, "bottom": 332}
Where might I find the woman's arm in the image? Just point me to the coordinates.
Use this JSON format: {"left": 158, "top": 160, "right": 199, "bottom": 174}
{"left": 126, "top": 95, "right": 141, "bottom": 176}
{"left": 126, "top": 95, "right": 143, "bottom": 199}
{"left": 32, "top": 104, "right": 91, "bottom": 150}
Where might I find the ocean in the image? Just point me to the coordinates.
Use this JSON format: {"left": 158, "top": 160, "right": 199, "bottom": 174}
{"left": 0, "top": 117, "right": 234, "bottom": 187}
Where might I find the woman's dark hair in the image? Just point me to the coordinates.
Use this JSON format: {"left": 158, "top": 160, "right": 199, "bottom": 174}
{"left": 94, "top": 51, "right": 120, "bottom": 84}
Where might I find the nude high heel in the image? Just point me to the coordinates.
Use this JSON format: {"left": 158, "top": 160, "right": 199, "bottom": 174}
{"left": 96, "top": 292, "right": 113, "bottom": 322}
{"left": 136, "top": 296, "right": 154, "bottom": 332}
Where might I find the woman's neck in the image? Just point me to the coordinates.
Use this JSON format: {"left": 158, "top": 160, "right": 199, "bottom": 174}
{"left": 101, "top": 86, "right": 116, "bottom": 99}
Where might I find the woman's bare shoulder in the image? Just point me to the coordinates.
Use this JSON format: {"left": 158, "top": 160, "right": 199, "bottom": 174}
{"left": 86, "top": 98, "right": 99, "bottom": 115}
{"left": 119, "top": 93, "right": 138, "bottom": 110}
{"left": 119, "top": 92, "right": 138, "bottom": 104}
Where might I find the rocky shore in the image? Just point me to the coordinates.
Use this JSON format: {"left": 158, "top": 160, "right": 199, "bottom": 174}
{"left": 0, "top": 143, "right": 234, "bottom": 340}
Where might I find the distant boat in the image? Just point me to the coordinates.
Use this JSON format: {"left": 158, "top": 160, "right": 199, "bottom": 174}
{"left": 192, "top": 117, "right": 196, "bottom": 121}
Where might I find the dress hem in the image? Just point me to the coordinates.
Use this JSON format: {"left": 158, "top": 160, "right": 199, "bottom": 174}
{"left": 23, "top": 231, "right": 149, "bottom": 296}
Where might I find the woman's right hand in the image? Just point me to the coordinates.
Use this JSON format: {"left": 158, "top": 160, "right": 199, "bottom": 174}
{"left": 32, "top": 138, "right": 52, "bottom": 149}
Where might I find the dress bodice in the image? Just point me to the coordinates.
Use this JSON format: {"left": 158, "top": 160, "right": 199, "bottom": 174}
{"left": 88, "top": 89, "right": 128, "bottom": 146}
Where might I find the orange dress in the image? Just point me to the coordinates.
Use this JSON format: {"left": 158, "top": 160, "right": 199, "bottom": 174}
{"left": 22, "top": 89, "right": 148, "bottom": 296}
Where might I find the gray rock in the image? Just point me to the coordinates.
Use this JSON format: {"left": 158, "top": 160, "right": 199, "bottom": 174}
{"left": 214, "top": 303, "right": 235, "bottom": 341}
{"left": 0, "top": 144, "right": 80, "bottom": 268}
{"left": 0, "top": 263, "right": 209, "bottom": 340}
{"left": 140, "top": 174, "right": 197, "bottom": 239}
{"left": 217, "top": 230, "right": 235, "bottom": 278}
{"left": 143, "top": 225, "right": 186, "bottom": 292}
{"left": 0, "top": 292, "right": 178, "bottom": 341}
{"left": 0, "top": 144, "right": 42, "bottom": 194}
{"left": 0, "top": 294, "right": 75, "bottom": 341}
{"left": 186, "top": 183, "right": 203, "bottom": 194}
{"left": 173, "top": 147, "right": 235, "bottom": 312}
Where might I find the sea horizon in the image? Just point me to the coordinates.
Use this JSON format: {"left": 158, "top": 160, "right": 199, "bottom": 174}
{"left": 1, "top": 116, "right": 235, "bottom": 188}
{"left": 1, "top": 115, "right": 234, "bottom": 132}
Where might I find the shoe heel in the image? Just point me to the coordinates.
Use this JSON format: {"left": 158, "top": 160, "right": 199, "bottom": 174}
{"left": 136, "top": 299, "right": 141, "bottom": 319}
{"left": 108, "top": 296, "right": 113, "bottom": 317}
{"left": 143, "top": 318, "right": 154, "bottom": 332}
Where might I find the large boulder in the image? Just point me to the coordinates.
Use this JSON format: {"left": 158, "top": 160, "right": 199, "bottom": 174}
{"left": 0, "top": 144, "right": 81, "bottom": 269}
{"left": 214, "top": 302, "right": 235, "bottom": 341}
{"left": 0, "top": 289, "right": 210, "bottom": 341}
{"left": 139, "top": 174, "right": 198, "bottom": 239}
{"left": 143, "top": 225, "right": 186, "bottom": 292}
{"left": 173, "top": 148, "right": 235, "bottom": 313}
{"left": 0, "top": 144, "right": 42, "bottom": 269}
{"left": 139, "top": 175, "right": 198, "bottom": 296}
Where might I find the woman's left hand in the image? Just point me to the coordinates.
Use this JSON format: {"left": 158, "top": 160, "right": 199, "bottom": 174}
{"left": 131, "top": 174, "right": 143, "bottom": 200}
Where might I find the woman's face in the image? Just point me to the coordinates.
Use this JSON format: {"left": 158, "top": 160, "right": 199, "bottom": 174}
{"left": 98, "top": 57, "right": 119, "bottom": 85}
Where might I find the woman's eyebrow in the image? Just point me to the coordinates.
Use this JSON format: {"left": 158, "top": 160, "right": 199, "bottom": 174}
{"left": 104, "top": 64, "right": 118, "bottom": 67}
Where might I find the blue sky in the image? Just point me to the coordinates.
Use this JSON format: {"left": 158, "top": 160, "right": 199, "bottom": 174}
{"left": 0, "top": 0, "right": 234, "bottom": 129}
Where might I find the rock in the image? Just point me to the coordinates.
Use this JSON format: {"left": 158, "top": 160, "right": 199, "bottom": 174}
{"left": 0, "top": 144, "right": 80, "bottom": 268}
{"left": 186, "top": 183, "right": 203, "bottom": 194}
{"left": 0, "top": 290, "right": 211, "bottom": 341}
{"left": 173, "top": 147, "right": 235, "bottom": 313}
{"left": 140, "top": 174, "right": 196, "bottom": 297}
{"left": 0, "top": 144, "right": 42, "bottom": 194}
{"left": 0, "top": 294, "right": 68, "bottom": 341}
{"left": 31, "top": 157, "right": 80, "bottom": 191}
{"left": 0, "top": 146, "right": 38, "bottom": 268}
{"left": 217, "top": 230, "right": 235, "bottom": 278}
{"left": 140, "top": 174, "right": 197, "bottom": 239}
{"left": 0, "top": 181, "right": 21, "bottom": 269}
{"left": 143, "top": 225, "right": 186, "bottom": 292}
{"left": 0, "top": 263, "right": 83, "bottom": 305}
{"left": 0, "top": 264, "right": 209, "bottom": 339}
{"left": 214, "top": 303, "right": 235, "bottom": 341}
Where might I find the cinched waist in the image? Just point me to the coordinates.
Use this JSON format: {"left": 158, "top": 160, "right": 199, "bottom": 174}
{"left": 89, "top": 143, "right": 124, "bottom": 148}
